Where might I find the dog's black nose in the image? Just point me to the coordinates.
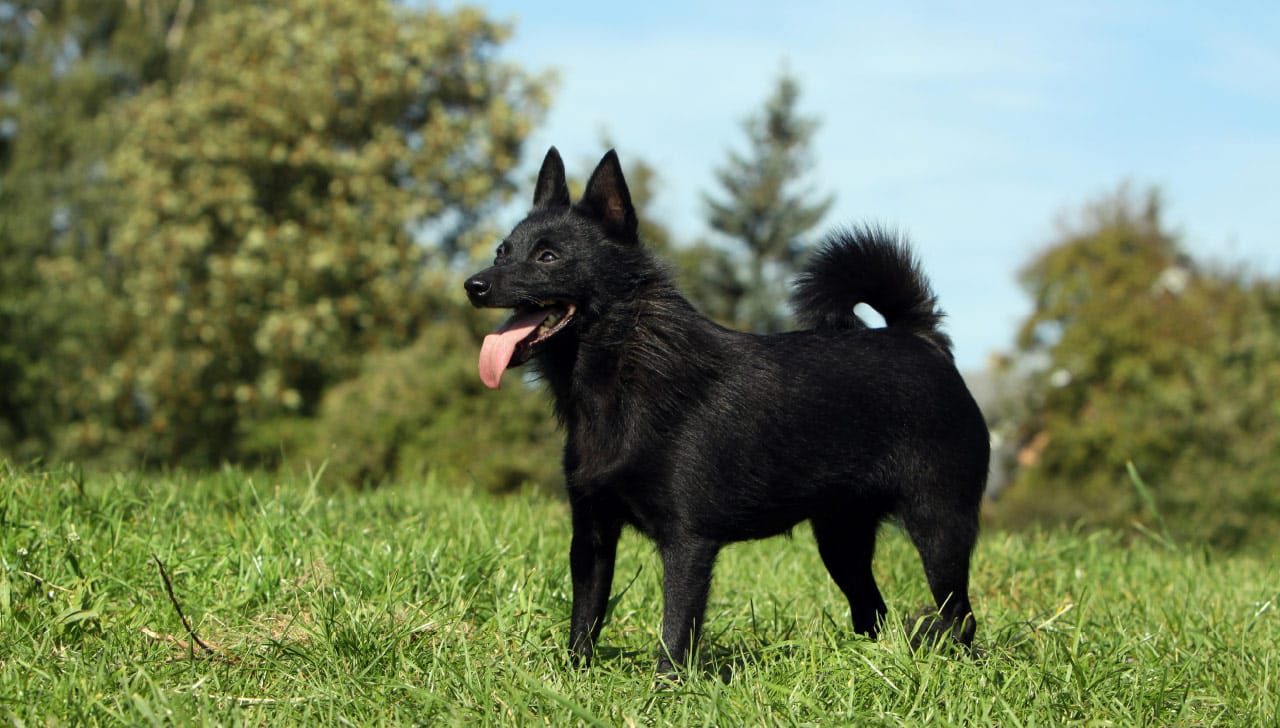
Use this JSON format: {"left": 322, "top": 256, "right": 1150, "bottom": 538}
{"left": 465, "top": 275, "right": 491, "bottom": 299}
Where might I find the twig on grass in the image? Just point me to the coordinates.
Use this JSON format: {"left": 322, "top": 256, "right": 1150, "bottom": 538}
{"left": 147, "top": 554, "right": 238, "bottom": 663}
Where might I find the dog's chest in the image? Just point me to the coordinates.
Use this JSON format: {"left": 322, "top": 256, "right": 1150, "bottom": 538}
{"left": 566, "top": 425, "right": 677, "bottom": 539}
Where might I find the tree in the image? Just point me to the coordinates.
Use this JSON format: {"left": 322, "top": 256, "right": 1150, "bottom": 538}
{"left": 76, "top": 0, "right": 549, "bottom": 465}
{"left": 992, "top": 186, "right": 1280, "bottom": 551}
{"left": 0, "top": 0, "right": 212, "bottom": 458}
{"left": 702, "top": 72, "right": 833, "bottom": 331}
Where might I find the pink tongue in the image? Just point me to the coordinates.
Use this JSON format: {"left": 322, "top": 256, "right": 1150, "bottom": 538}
{"left": 478, "top": 310, "right": 547, "bottom": 389}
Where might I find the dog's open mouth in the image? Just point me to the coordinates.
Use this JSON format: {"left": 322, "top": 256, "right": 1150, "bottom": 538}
{"left": 478, "top": 302, "right": 576, "bottom": 389}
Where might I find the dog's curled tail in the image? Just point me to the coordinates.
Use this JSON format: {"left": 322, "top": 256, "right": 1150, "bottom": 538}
{"left": 791, "top": 226, "right": 953, "bottom": 357}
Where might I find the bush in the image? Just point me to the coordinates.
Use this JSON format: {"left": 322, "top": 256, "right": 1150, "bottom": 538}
{"left": 295, "top": 317, "right": 562, "bottom": 491}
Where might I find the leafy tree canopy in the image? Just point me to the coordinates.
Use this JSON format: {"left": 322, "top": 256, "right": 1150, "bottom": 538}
{"left": 994, "top": 186, "right": 1280, "bottom": 552}
{"left": 1, "top": 0, "right": 550, "bottom": 466}
{"left": 0, "top": 0, "right": 211, "bottom": 455}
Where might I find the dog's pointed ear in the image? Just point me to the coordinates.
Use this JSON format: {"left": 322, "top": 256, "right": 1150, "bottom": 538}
{"left": 533, "top": 147, "right": 570, "bottom": 209}
{"left": 578, "top": 149, "right": 638, "bottom": 241}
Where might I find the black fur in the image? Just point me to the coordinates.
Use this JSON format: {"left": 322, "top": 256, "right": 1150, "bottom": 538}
{"left": 464, "top": 148, "right": 990, "bottom": 676}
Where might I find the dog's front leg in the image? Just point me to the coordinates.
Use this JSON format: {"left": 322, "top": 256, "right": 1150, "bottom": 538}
{"left": 567, "top": 493, "right": 622, "bottom": 668}
{"left": 656, "top": 537, "right": 720, "bottom": 677}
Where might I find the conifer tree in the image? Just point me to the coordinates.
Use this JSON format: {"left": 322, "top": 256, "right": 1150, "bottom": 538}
{"left": 702, "top": 72, "right": 833, "bottom": 331}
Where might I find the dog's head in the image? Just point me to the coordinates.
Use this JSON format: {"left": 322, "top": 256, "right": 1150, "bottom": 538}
{"left": 464, "top": 147, "right": 643, "bottom": 388}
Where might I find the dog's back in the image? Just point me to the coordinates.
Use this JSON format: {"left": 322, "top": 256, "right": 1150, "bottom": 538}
{"left": 604, "top": 228, "right": 989, "bottom": 543}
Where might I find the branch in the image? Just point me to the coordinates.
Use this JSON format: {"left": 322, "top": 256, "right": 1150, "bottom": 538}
{"left": 152, "top": 554, "right": 217, "bottom": 658}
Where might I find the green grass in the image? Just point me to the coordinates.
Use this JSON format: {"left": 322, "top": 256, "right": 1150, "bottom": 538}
{"left": 1, "top": 465, "right": 1277, "bottom": 726}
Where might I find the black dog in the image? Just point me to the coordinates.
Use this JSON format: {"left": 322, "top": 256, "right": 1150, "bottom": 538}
{"left": 465, "top": 148, "right": 989, "bottom": 675}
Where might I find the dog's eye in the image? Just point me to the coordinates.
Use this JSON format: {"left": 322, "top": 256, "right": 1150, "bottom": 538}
{"left": 536, "top": 250, "right": 559, "bottom": 263}
{"left": 495, "top": 241, "right": 511, "bottom": 260}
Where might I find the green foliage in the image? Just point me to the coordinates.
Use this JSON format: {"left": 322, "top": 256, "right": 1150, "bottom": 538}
{"left": 44, "top": 0, "right": 549, "bottom": 465}
{"left": 293, "top": 305, "right": 562, "bottom": 491}
{"left": 2, "top": 467, "right": 1278, "bottom": 724}
{"left": 0, "top": 0, "right": 212, "bottom": 457}
{"left": 701, "top": 71, "right": 833, "bottom": 331}
{"left": 993, "top": 187, "right": 1280, "bottom": 551}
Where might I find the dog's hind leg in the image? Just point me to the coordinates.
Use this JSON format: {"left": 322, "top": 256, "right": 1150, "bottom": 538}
{"left": 568, "top": 493, "right": 623, "bottom": 667}
{"left": 812, "top": 512, "right": 888, "bottom": 638}
{"left": 901, "top": 503, "right": 979, "bottom": 647}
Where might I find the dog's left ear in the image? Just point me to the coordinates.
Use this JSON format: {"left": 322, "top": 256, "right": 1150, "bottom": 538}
{"left": 578, "top": 149, "right": 638, "bottom": 241}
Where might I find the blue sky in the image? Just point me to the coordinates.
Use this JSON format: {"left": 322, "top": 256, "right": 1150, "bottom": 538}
{"left": 446, "top": 0, "right": 1279, "bottom": 370}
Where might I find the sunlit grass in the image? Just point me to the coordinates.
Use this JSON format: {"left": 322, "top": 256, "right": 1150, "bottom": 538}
{"left": 1, "top": 465, "right": 1276, "bottom": 725}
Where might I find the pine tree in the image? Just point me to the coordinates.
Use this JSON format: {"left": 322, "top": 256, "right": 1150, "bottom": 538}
{"left": 702, "top": 72, "right": 833, "bottom": 332}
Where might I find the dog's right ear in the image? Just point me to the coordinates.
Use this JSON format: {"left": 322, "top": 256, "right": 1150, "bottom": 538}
{"left": 533, "top": 147, "right": 570, "bottom": 209}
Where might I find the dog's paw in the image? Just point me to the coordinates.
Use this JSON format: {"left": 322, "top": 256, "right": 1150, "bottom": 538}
{"left": 907, "top": 608, "right": 977, "bottom": 655}
{"left": 568, "top": 642, "right": 594, "bottom": 670}
{"left": 653, "top": 663, "right": 683, "bottom": 688}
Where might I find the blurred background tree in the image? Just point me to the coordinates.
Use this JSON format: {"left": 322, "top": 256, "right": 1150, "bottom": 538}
{"left": 990, "top": 186, "right": 1280, "bottom": 551}
{"left": 700, "top": 71, "right": 833, "bottom": 332}
{"left": 0, "top": 0, "right": 217, "bottom": 460}
{"left": 1, "top": 0, "right": 552, "bottom": 474}
{"left": 84, "top": 0, "right": 548, "bottom": 465}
